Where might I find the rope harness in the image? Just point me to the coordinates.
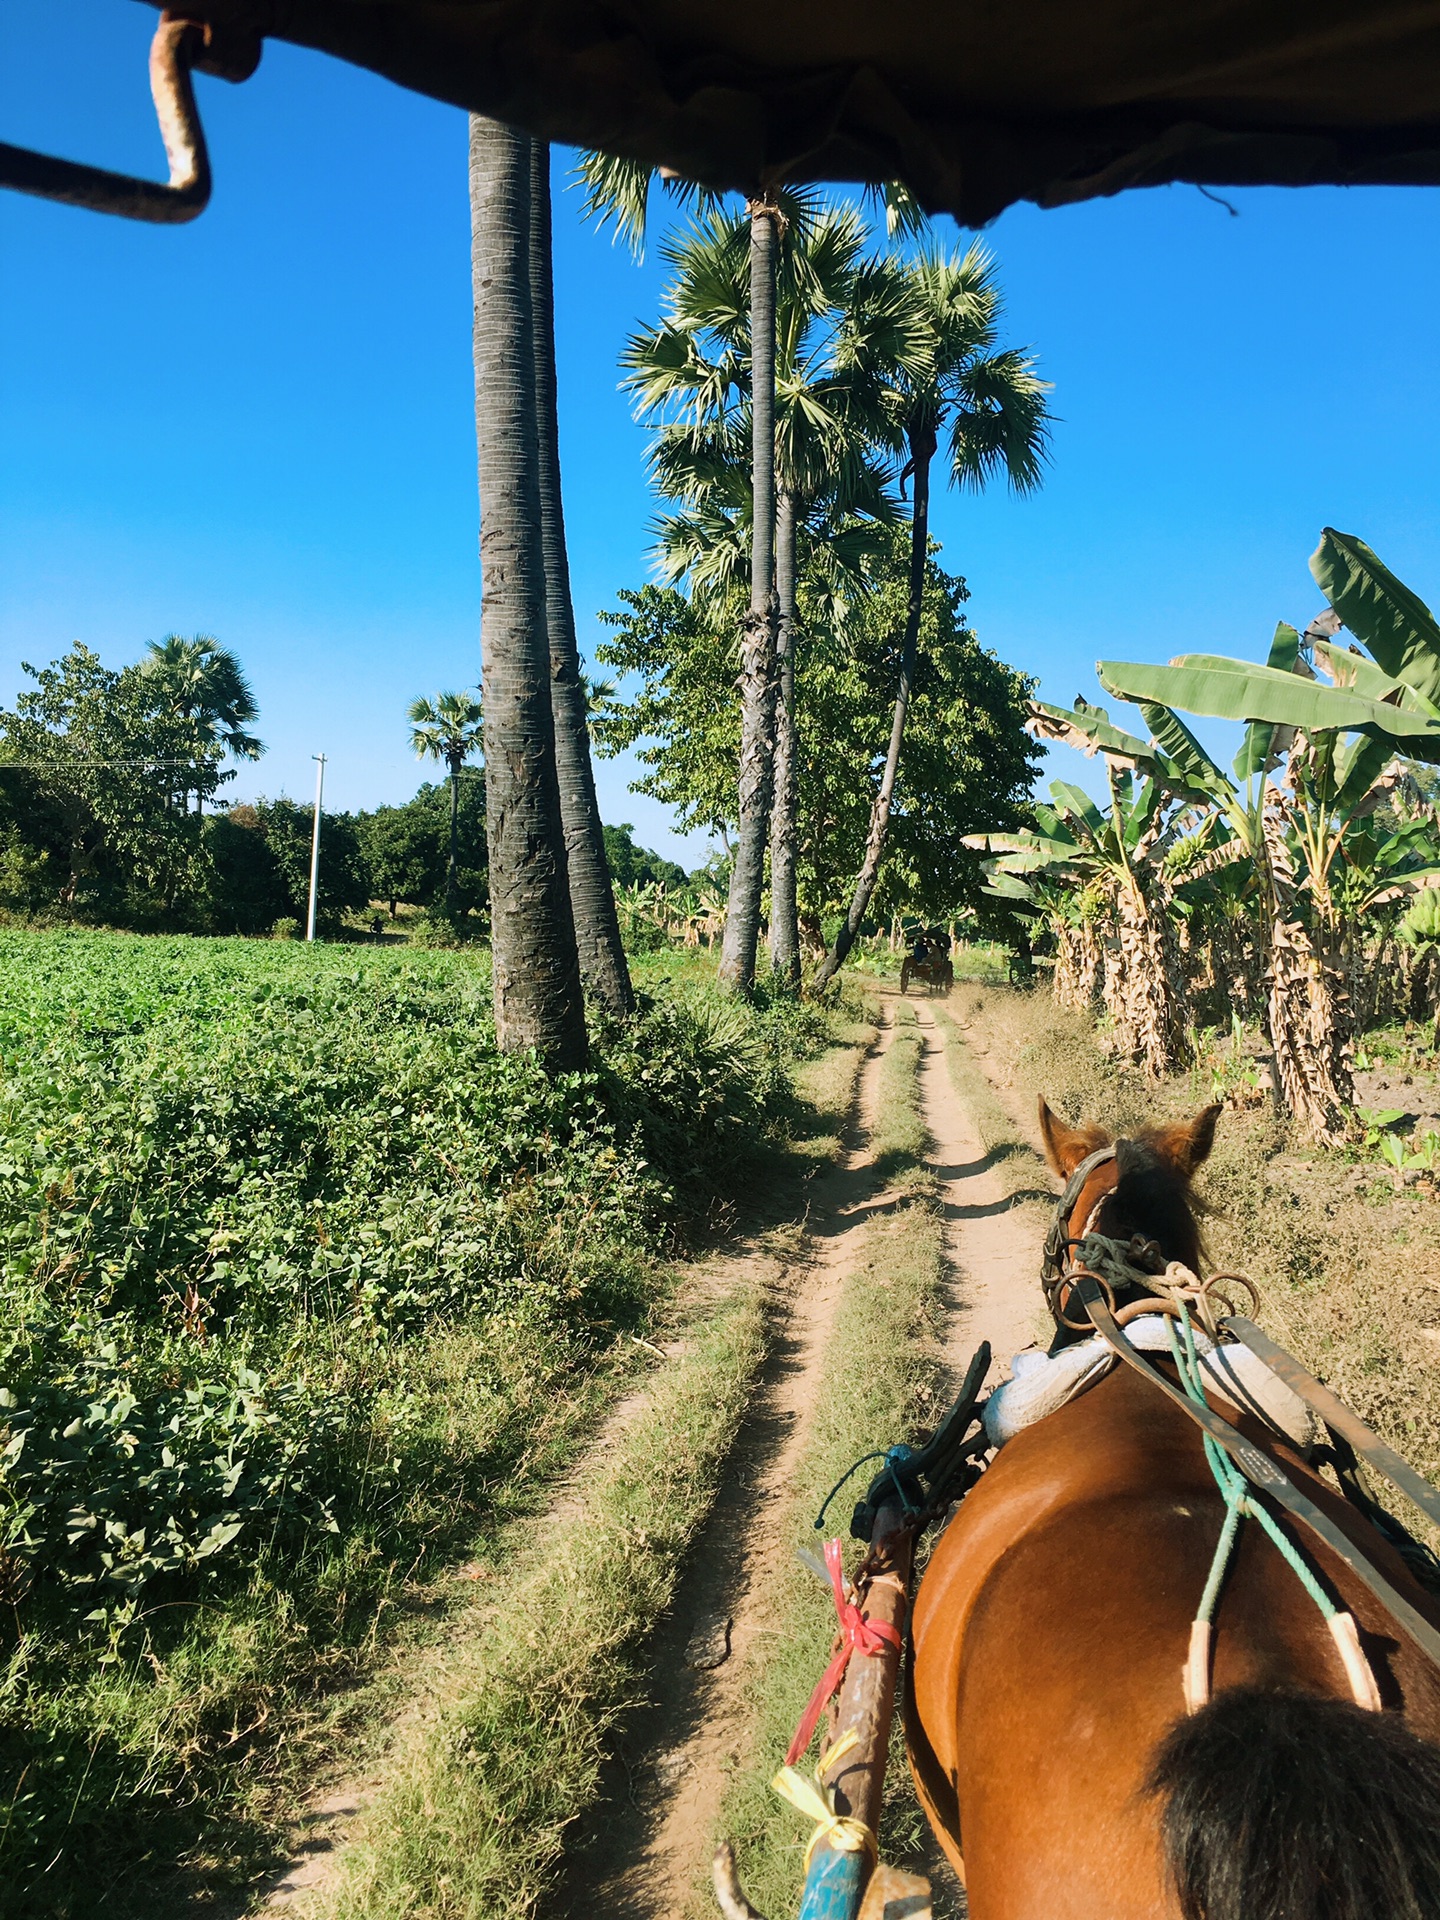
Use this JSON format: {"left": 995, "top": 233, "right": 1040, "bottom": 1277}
{"left": 1042, "top": 1157, "right": 1440, "bottom": 1710}
{"left": 1164, "top": 1298, "right": 1381, "bottom": 1712}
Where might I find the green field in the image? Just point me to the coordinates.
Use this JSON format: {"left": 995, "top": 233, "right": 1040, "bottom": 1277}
{"left": 0, "top": 930, "right": 826, "bottom": 1915}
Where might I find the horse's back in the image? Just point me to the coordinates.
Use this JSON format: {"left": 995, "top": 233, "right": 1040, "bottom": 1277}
{"left": 908, "top": 1366, "right": 1440, "bottom": 1919}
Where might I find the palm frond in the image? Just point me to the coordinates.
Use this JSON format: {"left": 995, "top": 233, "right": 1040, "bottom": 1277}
{"left": 573, "top": 150, "right": 722, "bottom": 261}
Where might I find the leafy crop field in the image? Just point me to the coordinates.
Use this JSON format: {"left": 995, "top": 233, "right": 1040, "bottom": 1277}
{"left": 0, "top": 930, "right": 826, "bottom": 1916}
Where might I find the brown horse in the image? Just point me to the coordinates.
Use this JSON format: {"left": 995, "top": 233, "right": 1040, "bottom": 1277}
{"left": 907, "top": 1099, "right": 1440, "bottom": 1920}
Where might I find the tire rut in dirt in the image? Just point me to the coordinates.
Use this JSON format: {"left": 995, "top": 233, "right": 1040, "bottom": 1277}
{"left": 548, "top": 1014, "right": 898, "bottom": 1920}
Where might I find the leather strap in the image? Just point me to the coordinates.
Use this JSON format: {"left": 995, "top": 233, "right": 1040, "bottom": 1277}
{"left": 1222, "top": 1315, "right": 1440, "bottom": 1534}
{"left": 1074, "top": 1276, "right": 1440, "bottom": 1672}
{"left": 1042, "top": 1146, "right": 1118, "bottom": 1277}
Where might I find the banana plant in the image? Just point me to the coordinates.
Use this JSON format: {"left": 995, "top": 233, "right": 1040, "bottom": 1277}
{"left": 1092, "top": 569, "right": 1440, "bottom": 1143}
{"left": 970, "top": 768, "right": 1189, "bottom": 1076}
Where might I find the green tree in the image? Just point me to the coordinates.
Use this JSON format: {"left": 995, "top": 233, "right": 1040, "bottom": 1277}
{"left": 0, "top": 643, "right": 222, "bottom": 915}
{"left": 582, "top": 157, "right": 819, "bottom": 995}
{"left": 601, "top": 822, "right": 689, "bottom": 891}
{"left": 815, "top": 244, "right": 1052, "bottom": 989}
{"left": 624, "top": 206, "right": 907, "bottom": 986}
{"left": 594, "top": 536, "right": 1040, "bottom": 932}
{"left": 407, "top": 691, "right": 484, "bottom": 929}
{"left": 239, "top": 797, "right": 370, "bottom": 934}
{"left": 358, "top": 781, "right": 487, "bottom": 920}
{"left": 201, "top": 803, "right": 287, "bottom": 933}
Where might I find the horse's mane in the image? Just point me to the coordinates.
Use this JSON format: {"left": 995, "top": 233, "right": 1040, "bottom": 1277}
{"left": 1101, "top": 1130, "right": 1208, "bottom": 1274}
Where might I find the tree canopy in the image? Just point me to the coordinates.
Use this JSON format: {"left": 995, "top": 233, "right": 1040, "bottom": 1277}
{"left": 594, "top": 531, "right": 1040, "bottom": 928}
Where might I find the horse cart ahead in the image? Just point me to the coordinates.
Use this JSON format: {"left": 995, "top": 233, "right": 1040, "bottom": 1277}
{"left": 716, "top": 1103, "right": 1440, "bottom": 1920}
{"left": 899, "top": 942, "right": 954, "bottom": 999}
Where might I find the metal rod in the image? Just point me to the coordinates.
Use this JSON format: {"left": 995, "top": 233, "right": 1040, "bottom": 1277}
{"left": 0, "top": 15, "right": 257, "bottom": 223}
{"left": 306, "top": 754, "right": 326, "bottom": 941}
{"left": 1223, "top": 1314, "right": 1440, "bottom": 1530}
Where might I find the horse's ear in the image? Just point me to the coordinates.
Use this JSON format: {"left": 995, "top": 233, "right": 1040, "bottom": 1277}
{"left": 1152, "top": 1103, "right": 1223, "bottom": 1177}
{"left": 1038, "top": 1097, "right": 1108, "bottom": 1177}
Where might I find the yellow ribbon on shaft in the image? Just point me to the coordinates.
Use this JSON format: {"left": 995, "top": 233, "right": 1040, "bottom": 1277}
{"left": 771, "top": 1729, "right": 878, "bottom": 1871}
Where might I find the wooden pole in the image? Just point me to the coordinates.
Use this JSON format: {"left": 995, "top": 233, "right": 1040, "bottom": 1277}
{"left": 796, "top": 1502, "right": 918, "bottom": 1920}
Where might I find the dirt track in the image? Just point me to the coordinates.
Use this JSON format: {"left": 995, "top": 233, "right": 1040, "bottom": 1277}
{"left": 557, "top": 990, "right": 1052, "bottom": 1917}
{"left": 257, "top": 987, "right": 1054, "bottom": 1918}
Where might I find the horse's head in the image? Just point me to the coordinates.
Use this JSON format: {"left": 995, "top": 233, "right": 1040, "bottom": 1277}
{"left": 1038, "top": 1097, "right": 1222, "bottom": 1342}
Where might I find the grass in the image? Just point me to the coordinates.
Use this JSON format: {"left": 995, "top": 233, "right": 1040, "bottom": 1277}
{"left": 0, "top": 929, "right": 840, "bottom": 1915}
{"left": 311, "top": 1257, "right": 771, "bottom": 1919}
{"left": 950, "top": 981, "right": 1440, "bottom": 1551}
{"left": 712, "top": 998, "right": 953, "bottom": 1920}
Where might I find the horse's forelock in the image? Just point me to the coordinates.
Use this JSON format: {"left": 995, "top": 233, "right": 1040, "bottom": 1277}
{"left": 1099, "top": 1133, "right": 1206, "bottom": 1270}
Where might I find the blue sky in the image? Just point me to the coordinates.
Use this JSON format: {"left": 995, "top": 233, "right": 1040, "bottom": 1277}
{"left": 4, "top": 3, "right": 1439, "bottom": 863}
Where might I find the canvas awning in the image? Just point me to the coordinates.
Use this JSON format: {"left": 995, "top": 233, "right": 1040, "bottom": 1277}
{"left": 154, "top": 0, "right": 1440, "bottom": 224}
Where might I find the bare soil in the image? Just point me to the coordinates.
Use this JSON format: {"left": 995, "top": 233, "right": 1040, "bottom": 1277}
{"left": 909, "top": 999, "right": 1051, "bottom": 1392}
{"left": 552, "top": 1007, "right": 901, "bottom": 1917}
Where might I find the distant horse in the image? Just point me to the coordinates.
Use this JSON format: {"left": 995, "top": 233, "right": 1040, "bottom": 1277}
{"left": 907, "top": 1099, "right": 1440, "bottom": 1920}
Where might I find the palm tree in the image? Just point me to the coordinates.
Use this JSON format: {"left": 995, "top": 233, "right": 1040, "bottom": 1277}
{"left": 625, "top": 208, "right": 904, "bottom": 987}
{"left": 468, "top": 115, "right": 587, "bottom": 1070}
{"left": 140, "top": 633, "right": 263, "bottom": 811}
{"left": 814, "top": 244, "right": 1053, "bottom": 990}
{"left": 407, "top": 690, "right": 483, "bottom": 927}
{"left": 582, "top": 156, "right": 814, "bottom": 995}
{"left": 527, "top": 140, "right": 634, "bottom": 1016}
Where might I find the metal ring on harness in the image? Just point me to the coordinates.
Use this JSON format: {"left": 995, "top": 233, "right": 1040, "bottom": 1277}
{"left": 1053, "top": 1264, "right": 1116, "bottom": 1332}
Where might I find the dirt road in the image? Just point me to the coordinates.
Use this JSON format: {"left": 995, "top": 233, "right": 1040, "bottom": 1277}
{"left": 557, "top": 991, "right": 1051, "bottom": 1918}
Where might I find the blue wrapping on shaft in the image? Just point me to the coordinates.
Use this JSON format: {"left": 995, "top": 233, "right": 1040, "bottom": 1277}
{"left": 796, "top": 1845, "right": 867, "bottom": 1920}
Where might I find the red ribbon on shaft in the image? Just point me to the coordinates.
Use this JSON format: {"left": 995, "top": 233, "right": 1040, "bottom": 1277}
{"left": 785, "top": 1537, "right": 903, "bottom": 1766}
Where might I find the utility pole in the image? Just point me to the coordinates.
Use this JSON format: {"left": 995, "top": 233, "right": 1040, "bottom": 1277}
{"left": 306, "top": 754, "right": 327, "bottom": 942}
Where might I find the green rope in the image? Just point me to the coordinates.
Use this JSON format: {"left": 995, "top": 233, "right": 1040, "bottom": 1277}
{"left": 1166, "top": 1306, "right": 1339, "bottom": 1626}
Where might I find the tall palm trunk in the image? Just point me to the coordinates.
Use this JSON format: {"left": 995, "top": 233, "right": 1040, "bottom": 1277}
{"left": 718, "top": 197, "right": 780, "bottom": 996}
{"left": 446, "top": 755, "right": 460, "bottom": 925}
{"left": 768, "top": 487, "right": 801, "bottom": 989}
{"left": 814, "top": 419, "right": 934, "bottom": 991}
{"left": 528, "top": 138, "right": 634, "bottom": 1016}
{"left": 468, "top": 115, "right": 586, "bottom": 1071}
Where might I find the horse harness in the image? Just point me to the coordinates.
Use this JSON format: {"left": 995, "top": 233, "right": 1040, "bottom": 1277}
{"left": 1040, "top": 1156, "right": 1440, "bottom": 1709}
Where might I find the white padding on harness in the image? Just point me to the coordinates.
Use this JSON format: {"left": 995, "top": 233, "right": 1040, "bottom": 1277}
{"left": 984, "top": 1314, "right": 1321, "bottom": 1453}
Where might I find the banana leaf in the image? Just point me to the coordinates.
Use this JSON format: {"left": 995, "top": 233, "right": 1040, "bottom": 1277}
{"left": 1131, "top": 699, "right": 1235, "bottom": 800}
{"left": 1047, "top": 780, "right": 1109, "bottom": 840}
{"left": 1311, "top": 528, "right": 1440, "bottom": 711}
{"left": 1312, "top": 638, "right": 1440, "bottom": 765}
{"left": 963, "top": 831, "right": 1080, "bottom": 863}
{"left": 1233, "top": 622, "right": 1299, "bottom": 781}
{"left": 1355, "top": 866, "right": 1440, "bottom": 913}
{"left": 1099, "top": 653, "right": 1440, "bottom": 743}
{"left": 981, "top": 872, "right": 1039, "bottom": 904}
{"left": 1026, "top": 697, "right": 1154, "bottom": 765}
{"left": 1332, "top": 730, "right": 1396, "bottom": 817}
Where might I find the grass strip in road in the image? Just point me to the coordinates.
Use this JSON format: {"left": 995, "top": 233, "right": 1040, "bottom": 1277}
{"left": 311, "top": 1269, "right": 769, "bottom": 1920}
{"left": 871, "top": 1003, "right": 931, "bottom": 1184}
{"left": 713, "top": 999, "right": 952, "bottom": 1920}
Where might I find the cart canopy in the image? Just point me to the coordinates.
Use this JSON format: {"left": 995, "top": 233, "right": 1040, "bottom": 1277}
{"left": 157, "top": 0, "right": 1440, "bottom": 223}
